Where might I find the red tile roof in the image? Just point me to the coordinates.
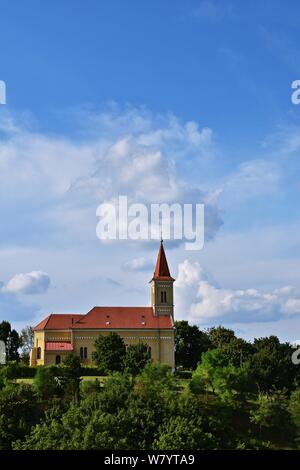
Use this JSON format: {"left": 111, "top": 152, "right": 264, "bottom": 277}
{"left": 34, "top": 314, "right": 83, "bottom": 331}
{"left": 34, "top": 307, "right": 173, "bottom": 331}
{"left": 73, "top": 307, "right": 173, "bottom": 329}
{"left": 45, "top": 342, "right": 73, "bottom": 351}
{"left": 152, "top": 241, "right": 174, "bottom": 281}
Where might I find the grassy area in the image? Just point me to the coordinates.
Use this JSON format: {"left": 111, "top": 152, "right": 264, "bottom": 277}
{"left": 15, "top": 378, "right": 34, "bottom": 384}
{"left": 80, "top": 376, "right": 106, "bottom": 382}
{"left": 15, "top": 376, "right": 106, "bottom": 385}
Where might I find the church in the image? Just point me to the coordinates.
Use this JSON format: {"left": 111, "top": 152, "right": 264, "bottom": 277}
{"left": 30, "top": 241, "right": 175, "bottom": 368}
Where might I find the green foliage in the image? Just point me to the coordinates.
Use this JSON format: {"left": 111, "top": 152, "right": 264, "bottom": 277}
{"left": 82, "top": 409, "right": 131, "bottom": 449}
{"left": 0, "top": 383, "right": 41, "bottom": 449}
{"left": 19, "top": 326, "right": 34, "bottom": 361}
{"left": 220, "top": 338, "right": 255, "bottom": 367}
{"left": 95, "top": 372, "right": 133, "bottom": 414}
{"left": 175, "top": 320, "right": 211, "bottom": 369}
{"left": 80, "top": 378, "right": 102, "bottom": 396}
{"left": 60, "top": 354, "right": 82, "bottom": 404}
{"left": 92, "top": 332, "right": 126, "bottom": 373}
{"left": 153, "top": 415, "right": 214, "bottom": 450}
{"left": 0, "top": 321, "right": 20, "bottom": 361}
{"left": 248, "top": 336, "right": 299, "bottom": 393}
{"left": 34, "top": 366, "right": 63, "bottom": 400}
{"left": 250, "top": 390, "right": 294, "bottom": 439}
{"left": 62, "top": 353, "right": 81, "bottom": 376}
{"left": 289, "top": 389, "right": 300, "bottom": 446}
{"left": 212, "top": 364, "right": 254, "bottom": 405}
{"left": 0, "top": 362, "right": 20, "bottom": 381}
{"left": 208, "top": 326, "right": 236, "bottom": 349}
{"left": 157, "top": 393, "right": 237, "bottom": 450}
{"left": 124, "top": 342, "right": 150, "bottom": 376}
{"left": 191, "top": 349, "right": 229, "bottom": 392}
{"left": 190, "top": 349, "right": 254, "bottom": 405}
{"left": 137, "top": 362, "right": 175, "bottom": 392}
{"left": 0, "top": 363, "right": 37, "bottom": 380}
{"left": 2, "top": 322, "right": 300, "bottom": 450}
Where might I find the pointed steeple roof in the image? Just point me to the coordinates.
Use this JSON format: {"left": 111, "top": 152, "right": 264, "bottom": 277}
{"left": 152, "top": 240, "right": 175, "bottom": 281}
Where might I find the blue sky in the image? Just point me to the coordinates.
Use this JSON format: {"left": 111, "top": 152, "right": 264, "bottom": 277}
{"left": 1, "top": 0, "right": 300, "bottom": 342}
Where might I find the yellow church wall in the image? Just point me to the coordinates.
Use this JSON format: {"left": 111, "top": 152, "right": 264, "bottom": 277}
{"left": 43, "top": 352, "right": 69, "bottom": 366}
{"left": 36, "top": 328, "right": 175, "bottom": 368}
{"left": 71, "top": 329, "right": 174, "bottom": 368}
{"left": 45, "top": 331, "right": 71, "bottom": 341}
{"left": 31, "top": 331, "right": 45, "bottom": 366}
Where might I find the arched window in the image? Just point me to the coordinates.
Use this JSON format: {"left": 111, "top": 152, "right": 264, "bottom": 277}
{"left": 55, "top": 355, "right": 61, "bottom": 365}
{"left": 161, "top": 291, "right": 167, "bottom": 303}
{"left": 37, "top": 347, "right": 41, "bottom": 360}
{"left": 80, "top": 347, "right": 87, "bottom": 360}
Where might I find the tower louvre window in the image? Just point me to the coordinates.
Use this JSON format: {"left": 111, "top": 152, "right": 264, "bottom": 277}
{"left": 160, "top": 291, "right": 167, "bottom": 303}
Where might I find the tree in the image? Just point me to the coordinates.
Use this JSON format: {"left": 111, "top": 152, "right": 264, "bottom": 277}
{"left": 0, "top": 383, "right": 41, "bottom": 449}
{"left": 34, "top": 366, "right": 62, "bottom": 400}
{"left": 175, "top": 320, "right": 211, "bottom": 369}
{"left": 250, "top": 391, "right": 293, "bottom": 440}
{"left": 155, "top": 392, "right": 237, "bottom": 450}
{"left": 94, "top": 372, "right": 133, "bottom": 414}
{"left": 137, "top": 362, "right": 175, "bottom": 392}
{"left": 92, "top": 332, "right": 126, "bottom": 373}
{"left": 249, "top": 336, "right": 298, "bottom": 393}
{"left": 19, "top": 326, "right": 34, "bottom": 362}
{"left": 212, "top": 364, "right": 253, "bottom": 405}
{"left": 153, "top": 415, "right": 215, "bottom": 450}
{"left": 208, "top": 326, "right": 236, "bottom": 349}
{"left": 190, "top": 349, "right": 229, "bottom": 393}
{"left": 190, "top": 349, "right": 253, "bottom": 405}
{"left": 61, "top": 354, "right": 82, "bottom": 404}
{"left": 220, "top": 337, "right": 254, "bottom": 368}
{"left": 124, "top": 342, "right": 150, "bottom": 376}
{"left": 0, "top": 321, "right": 20, "bottom": 361}
{"left": 13, "top": 405, "right": 88, "bottom": 450}
{"left": 288, "top": 390, "right": 300, "bottom": 445}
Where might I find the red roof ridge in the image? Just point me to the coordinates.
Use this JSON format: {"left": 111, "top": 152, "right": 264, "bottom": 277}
{"left": 88, "top": 305, "right": 152, "bottom": 309}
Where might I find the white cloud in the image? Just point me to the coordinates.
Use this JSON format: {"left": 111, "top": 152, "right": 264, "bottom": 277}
{"left": 3, "top": 271, "right": 51, "bottom": 295}
{"left": 175, "top": 259, "right": 300, "bottom": 325}
{"left": 122, "top": 257, "right": 154, "bottom": 272}
{"left": 0, "top": 106, "right": 222, "bottom": 245}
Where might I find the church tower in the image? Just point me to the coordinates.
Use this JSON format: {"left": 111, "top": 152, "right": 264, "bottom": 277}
{"left": 150, "top": 240, "right": 175, "bottom": 317}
